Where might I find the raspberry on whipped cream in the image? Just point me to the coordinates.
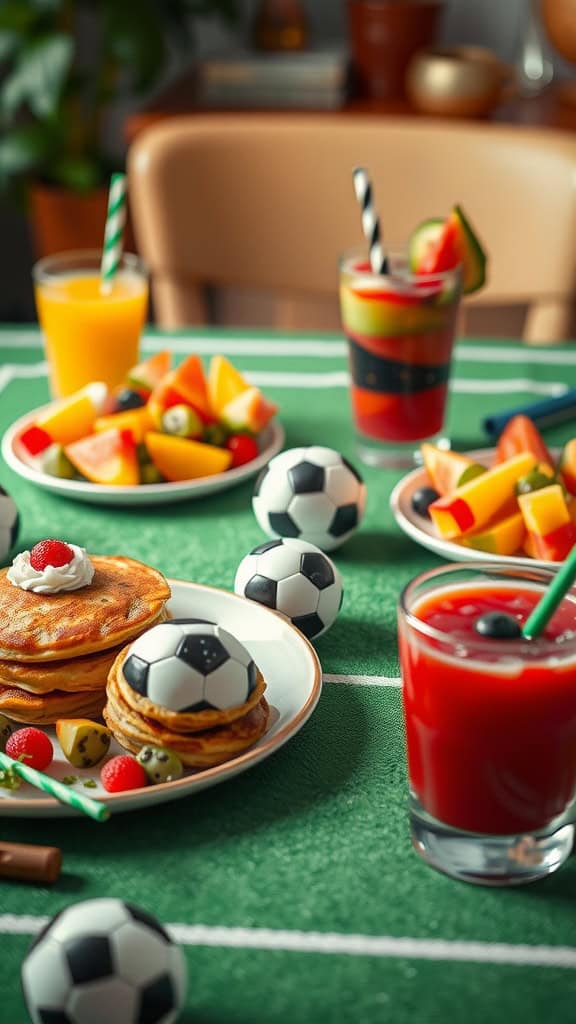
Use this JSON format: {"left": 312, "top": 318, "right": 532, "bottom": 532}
{"left": 7, "top": 542, "right": 95, "bottom": 594}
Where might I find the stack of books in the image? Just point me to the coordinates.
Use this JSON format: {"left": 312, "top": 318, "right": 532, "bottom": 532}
{"left": 194, "top": 49, "right": 350, "bottom": 110}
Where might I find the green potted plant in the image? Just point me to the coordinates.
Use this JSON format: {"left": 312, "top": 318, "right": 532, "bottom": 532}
{"left": 0, "top": 0, "right": 238, "bottom": 257}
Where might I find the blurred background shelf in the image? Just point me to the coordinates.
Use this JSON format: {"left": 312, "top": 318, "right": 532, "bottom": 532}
{"left": 124, "top": 81, "right": 576, "bottom": 145}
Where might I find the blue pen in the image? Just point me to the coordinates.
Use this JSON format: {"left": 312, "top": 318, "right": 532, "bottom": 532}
{"left": 483, "top": 388, "right": 576, "bottom": 439}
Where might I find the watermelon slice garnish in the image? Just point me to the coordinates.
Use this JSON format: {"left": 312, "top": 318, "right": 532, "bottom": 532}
{"left": 409, "top": 205, "right": 487, "bottom": 294}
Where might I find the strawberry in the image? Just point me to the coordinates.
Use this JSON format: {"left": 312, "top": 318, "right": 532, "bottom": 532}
{"left": 19, "top": 424, "right": 53, "bottom": 457}
{"left": 30, "top": 540, "right": 74, "bottom": 571}
{"left": 100, "top": 755, "right": 148, "bottom": 793}
{"left": 6, "top": 727, "right": 53, "bottom": 771}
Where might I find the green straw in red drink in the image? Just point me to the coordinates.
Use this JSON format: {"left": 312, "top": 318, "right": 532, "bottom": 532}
{"left": 522, "top": 544, "right": 576, "bottom": 639}
{"left": 0, "top": 751, "right": 110, "bottom": 822}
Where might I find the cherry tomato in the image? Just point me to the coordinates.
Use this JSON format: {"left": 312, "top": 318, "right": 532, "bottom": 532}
{"left": 226, "top": 434, "right": 259, "bottom": 468}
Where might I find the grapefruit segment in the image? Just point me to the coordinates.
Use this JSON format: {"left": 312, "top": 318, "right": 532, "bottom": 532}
{"left": 65, "top": 428, "right": 139, "bottom": 486}
{"left": 421, "top": 444, "right": 482, "bottom": 496}
{"left": 220, "top": 387, "right": 278, "bottom": 433}
{"left": 172, "top": 355, "right": 211, "bottom": 419}
{"left": 126, "top": 351, "right": 171, "bottom": 394}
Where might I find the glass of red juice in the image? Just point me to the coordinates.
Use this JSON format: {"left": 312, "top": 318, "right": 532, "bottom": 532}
{"left": 339, "top": 248, "right": 461, "bottom": 468}
{"left": 398, "top": 562, "right": 576, "bottom": 885}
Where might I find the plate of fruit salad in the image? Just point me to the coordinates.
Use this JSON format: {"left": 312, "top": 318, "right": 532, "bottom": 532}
{"left": 390, "top": 415, "right": 576, "bottom": 569}
{"left": 1, "top": 352, "right": 284, "bottom": 505}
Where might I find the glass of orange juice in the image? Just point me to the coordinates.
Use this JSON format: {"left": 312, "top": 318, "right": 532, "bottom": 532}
{"left": 33, "top": 249, "right": 149, "bottom": 398}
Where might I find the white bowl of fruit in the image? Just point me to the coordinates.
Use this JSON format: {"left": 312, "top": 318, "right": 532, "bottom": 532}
{"left": 1, "top": 352, "right": 284, "bottom": 505}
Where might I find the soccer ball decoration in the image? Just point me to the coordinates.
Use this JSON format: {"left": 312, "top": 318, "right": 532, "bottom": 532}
{"left": 234, "top": 538, "right": 343, "bottom": 640}
{"left": 123, "top": 618, "right": 257, "bottom": 712}
{"left": 252, "top": 446, "right": 366, "bottom": 552}
{"left": 0, "top": 483, "right": 19, "bottom": 566}
{"left": 21, "top": 897, "right": 187, "bottom": 1024}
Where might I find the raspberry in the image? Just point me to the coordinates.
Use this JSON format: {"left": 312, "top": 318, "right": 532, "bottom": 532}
{"left": 226, "top": 434, "right": 259, "bottom": 468}
{"left": 30, "top": 539, "right": 74, "bottom": 571}
{"left": 100, "top": 755, "right": 148, "bottom": 793}
{"left": 6, "top": 728, "right": 53, "bottom": 771}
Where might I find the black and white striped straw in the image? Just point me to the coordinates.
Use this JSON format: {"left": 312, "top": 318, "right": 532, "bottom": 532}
{"left": 352, "top": 167, "right": 389, "bottom": 275}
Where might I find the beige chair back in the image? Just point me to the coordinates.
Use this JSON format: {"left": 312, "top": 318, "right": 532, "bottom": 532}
{"left": 128, "top": 115, "right": 576, "bottom": 342}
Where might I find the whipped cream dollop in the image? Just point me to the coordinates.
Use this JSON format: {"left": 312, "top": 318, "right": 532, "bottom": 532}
{"left": 7, "top": 544, "right": 95, "bottom": 594}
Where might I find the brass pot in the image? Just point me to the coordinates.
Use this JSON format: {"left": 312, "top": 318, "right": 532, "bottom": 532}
{"left": 406, "top": 46, "right": 515, "bottom": 117}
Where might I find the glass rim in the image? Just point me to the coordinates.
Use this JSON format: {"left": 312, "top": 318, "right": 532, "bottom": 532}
{"left": 339, "top": 246, "right": 462, "bottom": 285}
{"left": 398, "top": 560, "right": 576, "bottom": 656}
{"left": 32, "top": 249, "right": 148, "bottom": 284}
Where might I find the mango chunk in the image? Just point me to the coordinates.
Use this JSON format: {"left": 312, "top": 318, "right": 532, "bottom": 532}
{"left": 517, "top": 484, "right": 576, "bottom": 561}
{"left": 429, "top": 452, "right": 536, "bottom": 539}
{"left": 457, "top": 511, "right": 525, "bottom": 556}
{"left": 208, "top": 355, "right": 251, "bottom": 416}
{"left": 37, "top": 382, "right": 107, "bottom": 446}
{"left": 145, "top": 432, "right": 232, "bottom": 481}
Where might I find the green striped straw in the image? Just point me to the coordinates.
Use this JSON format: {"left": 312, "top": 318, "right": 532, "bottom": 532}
{"left": 522, "top": 544, "right": 576, "bottom": 639}
{"left": 0, "top": 751, "right": 110, "bottom": 822}
{"left": 100, "top": 171, "right": 127, "bottom": 294}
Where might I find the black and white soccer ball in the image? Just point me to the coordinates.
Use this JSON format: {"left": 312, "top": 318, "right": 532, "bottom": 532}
{"left": 234, "top": 538, "right": 343, "bottom": 640}
{"left": 252, "top": 446, "right": 366, "bottom": 552}
{"left": 0, "top": 484, "right": 19, "bottom": 566}
{"left": 122, "top": 619, "right": 257, "bottom": 712}
{"left": 21, "top": 897, "right": 187, "bottom": 1024}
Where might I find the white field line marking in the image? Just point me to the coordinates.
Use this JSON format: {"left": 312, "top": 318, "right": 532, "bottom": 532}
{"left": 457, "top": 344, "right": 576, "bottom": 366}
{"left": 0, "top": 366, "right": 15, "bottom": 396}
{"left": 323, "top": 673, "right": 401, "bottom": 687}
{"left": 453, "top": 378, "right": 566, "bottom": 396}
{"left": 0, "top": 362, "right": 49, "bottom": 397}
{"left": 2, "top": 915, "right": 576, "bottom": 968}
{"left": 3, "top": 331, "right": 348, "bottom": 357}
{"left": 0, "top": 361, "right": 569, "bottom": 398}
{"left": 6, "top": 331, "right": 576, "bottom": 365}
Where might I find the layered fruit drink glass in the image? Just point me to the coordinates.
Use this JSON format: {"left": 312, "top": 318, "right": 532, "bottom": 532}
{"left": 339, "top": 250, "right": 461, "bottom": 468}
{"left": 398, "top": 562, "right": 576, "bottom": 885}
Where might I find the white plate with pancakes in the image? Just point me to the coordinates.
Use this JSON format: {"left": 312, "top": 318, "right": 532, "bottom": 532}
{"left": 0, "top": 580, "right": 322, "bottom": 817}
{"left": 389, "top": 447, "right": 558, "bottom": 571}
{"left": 1, "top": 408, "right": 284, "bottom": 505}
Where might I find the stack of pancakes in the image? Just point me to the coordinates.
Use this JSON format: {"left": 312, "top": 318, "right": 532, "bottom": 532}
{"left": 105, "top": 650, "right": 270, "bottom": 769}
{"left": 0, "top": 556, "right": 170, "bottom": 725}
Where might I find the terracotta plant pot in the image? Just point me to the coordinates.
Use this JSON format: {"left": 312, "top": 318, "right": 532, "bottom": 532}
{"left": 347, "top": 0, "right": 444, "bottom": 100}
{"left": 29, "top": 184, "right": 136, "bottom": 259}
{"left": 540, "top": 0, "right": 576, "bottom": 63}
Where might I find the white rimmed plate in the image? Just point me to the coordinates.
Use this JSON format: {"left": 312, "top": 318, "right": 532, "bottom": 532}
{"left": 1, "top": 407, "right": 284, "bottom": 505}
{"left": 0, "top": 579, "right": 322, "bottom": 817}
{"left": 389, "top": 447, "right": 558, "bottom": 571}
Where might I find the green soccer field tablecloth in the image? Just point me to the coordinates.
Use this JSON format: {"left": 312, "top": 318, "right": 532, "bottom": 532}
{"left": 3, "top": 327, "right": 576, "bottom": 1024}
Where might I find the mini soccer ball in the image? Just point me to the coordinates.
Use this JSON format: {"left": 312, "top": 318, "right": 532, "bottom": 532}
{"left": 21, "top": 897, "right": 187, "bottom": 1024}
{"left": 234, "top": 538, "right": 343, "bottom": 639}
{"left": 252, "top": 446, "right": 366, "bottom": 552}
{"left": 0, "top": 484, "right": 19, "bottom": 566}
{"left": 122, "top": 618, "right": 257, "bottom": 712}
